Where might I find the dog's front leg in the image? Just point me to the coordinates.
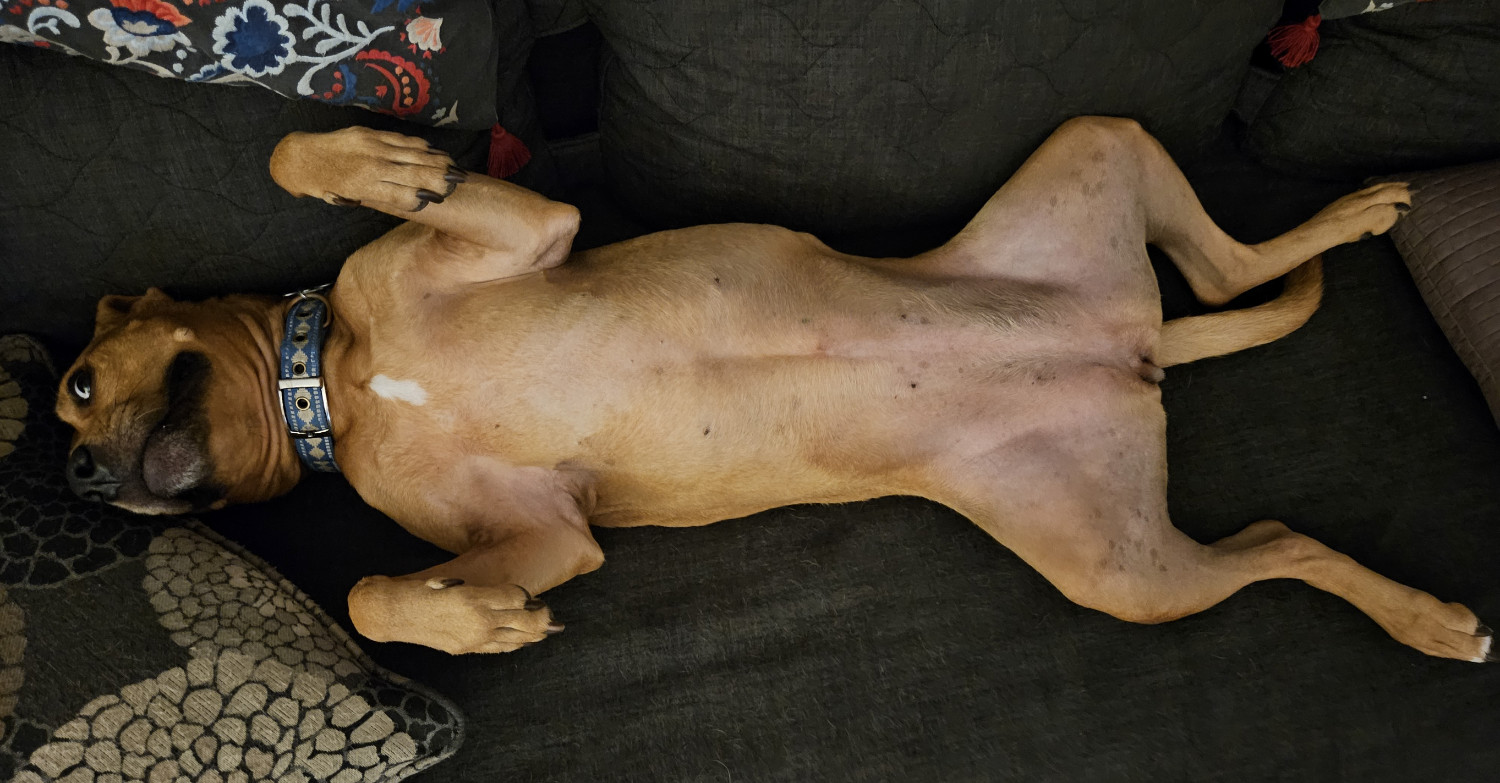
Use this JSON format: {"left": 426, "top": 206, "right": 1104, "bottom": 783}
{"left": 269, "top": 127, "right": 579, "bottom": 281}
{"left": 348, "top": 544, "right": 575, "bottom": 655}
{"left": 348, "top": 524, "right": 604, "bottom": 654}
{"left": 345, "top": 466, "right": 605, "bottom": 654}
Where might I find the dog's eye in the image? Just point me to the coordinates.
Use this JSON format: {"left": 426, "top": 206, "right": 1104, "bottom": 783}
{"left": 69, "top": 369, "right": 93, "bottom": 402}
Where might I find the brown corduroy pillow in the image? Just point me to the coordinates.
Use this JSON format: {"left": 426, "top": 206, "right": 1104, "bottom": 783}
{"left": 1387, "top": 159, "right": 1500, "bottom": 425}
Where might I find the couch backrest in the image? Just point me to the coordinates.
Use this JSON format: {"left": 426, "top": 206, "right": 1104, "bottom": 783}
{"left": 583, "top": 0, "right": 1281, "bottom": 235}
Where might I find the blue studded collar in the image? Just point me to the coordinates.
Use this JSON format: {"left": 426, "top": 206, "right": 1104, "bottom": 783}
{"left": 277, "top": 286, "right": 340, "bottom": 473}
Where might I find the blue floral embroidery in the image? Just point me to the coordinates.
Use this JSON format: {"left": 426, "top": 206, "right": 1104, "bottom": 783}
{"left": 109, "top": 10, "right": 172, "bottom": 36}
{"left": 210, "top": 0, "right": 293, "bottom": 78}
{"left": 86, "top": 0, "right": 190, "bottom": 59}
{"left": 370, "top": 0, "right": 428, "bottom": 14}
{"left": 4, "top": 0, "right": 485, "bottom": 128}
{"left": 187, "top": 62, "right": 228, "bottom": 82}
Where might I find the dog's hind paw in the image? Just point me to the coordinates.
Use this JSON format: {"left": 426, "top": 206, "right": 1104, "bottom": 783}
{"left": 1309, "top": 181, "right": 1413, "bottom": 246}
{"left": 1381, "top": 596, "right": 1495, "bottom": 663}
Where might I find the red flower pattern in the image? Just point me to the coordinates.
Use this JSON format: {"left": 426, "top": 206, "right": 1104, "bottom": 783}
{"left": 353, "top": 48, "right": 430, "bottom": 116}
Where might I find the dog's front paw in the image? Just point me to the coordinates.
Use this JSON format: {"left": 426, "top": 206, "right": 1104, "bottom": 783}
{"left": 270, "top": 127, "right": 466, "bottom": 213}
{"left": 348, "top": 576, "right": 563, "bottom": 655}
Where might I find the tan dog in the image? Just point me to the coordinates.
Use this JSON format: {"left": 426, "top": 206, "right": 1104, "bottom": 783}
{"left": 55, "top": 118, "right": 1493, "bottom": 662}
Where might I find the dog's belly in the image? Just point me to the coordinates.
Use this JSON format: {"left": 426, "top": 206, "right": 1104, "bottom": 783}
{"left": 348, "top": 223, "right": 1162, "bottom": 528}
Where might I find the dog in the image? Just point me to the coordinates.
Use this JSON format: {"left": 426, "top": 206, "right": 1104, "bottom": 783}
{"left": 55, "top": 118, "right": 1493, "bottom": 662}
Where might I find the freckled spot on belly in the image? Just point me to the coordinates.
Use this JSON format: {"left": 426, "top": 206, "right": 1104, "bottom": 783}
{"left": 370, "top": 374, "right": 428, "bottom": 406}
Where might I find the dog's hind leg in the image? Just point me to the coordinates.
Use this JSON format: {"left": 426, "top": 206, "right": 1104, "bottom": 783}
{"left": 934, "top": 116, "right": 1411, "bottom": 306}
{"left": 932, "top": 395, "right": 1492, "bottom": 662}
{"left": 992, "top": 507, "right": 1492, "bottom": 662}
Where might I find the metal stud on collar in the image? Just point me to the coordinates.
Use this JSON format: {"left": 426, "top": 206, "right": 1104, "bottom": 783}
{"left": 285, "top": 284, "right": 333, "bottom": 327}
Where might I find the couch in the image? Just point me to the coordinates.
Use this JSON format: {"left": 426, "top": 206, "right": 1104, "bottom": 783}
{"left": 3, "top": 0, "right": 1499, "bottom": 780}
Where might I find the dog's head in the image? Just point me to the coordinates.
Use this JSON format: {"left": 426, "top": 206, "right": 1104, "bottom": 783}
{"left": 56, "top": 288, "right": 302, "bottom": 514}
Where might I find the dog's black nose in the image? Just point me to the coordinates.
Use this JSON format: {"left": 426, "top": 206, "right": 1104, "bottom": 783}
{"left": 67, "top": 445, "right": 119, "bottom": 502}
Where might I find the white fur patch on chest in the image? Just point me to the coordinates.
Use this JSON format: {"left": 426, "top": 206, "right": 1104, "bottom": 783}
{"left": 369, "top": 374, "right": 429, "bottom": 406}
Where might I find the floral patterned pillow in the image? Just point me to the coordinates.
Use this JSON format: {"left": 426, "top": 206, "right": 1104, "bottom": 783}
{"left": 0, "top": 0, "right": 502, "bottom": 129}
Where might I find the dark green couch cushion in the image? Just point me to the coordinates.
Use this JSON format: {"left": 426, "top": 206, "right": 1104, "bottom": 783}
{"left": 586, "top": 0, "right": 1281, "bottom": 234}
{"left": 1247, "top": 0, "right": 1500, "bottom": 180}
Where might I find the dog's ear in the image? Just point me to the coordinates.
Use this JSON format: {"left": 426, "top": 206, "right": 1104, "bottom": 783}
{"left": 94, "top": 295, "right": 139, "bottom": 336}
{"left": 94, "top": 287, "right": 173, "bottom": 336}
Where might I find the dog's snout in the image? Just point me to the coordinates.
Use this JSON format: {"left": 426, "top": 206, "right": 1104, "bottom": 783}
{"left": 67, "top": 445, "right": 120, "bottom": 502}
{"left": 68, "top": 444, "right": 97, "bottom": 481}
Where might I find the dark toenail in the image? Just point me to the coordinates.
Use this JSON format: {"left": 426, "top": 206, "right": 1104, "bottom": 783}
{"left": 1395, "top": 203, "right": 1411, "bottom": 214}
{"left": 330, "top": 196, "right": 360, "bottom": 207}
{"left": 416, "top": 189, "right": 445, "bottom": 204}
{"left": 1360, "top": 231, "right": 1373, "bottom": 240}
{"left": 1476, "top": 623, "right": 1493, "bottom": 637}
{"left": 445, "top": 166, "right": 467, "bottom": 183}
{"left": 524, "top": 599, "right": 545, "bottom": 611}
{"left": 409, "top": 199, "right": 428, "bottom": 213}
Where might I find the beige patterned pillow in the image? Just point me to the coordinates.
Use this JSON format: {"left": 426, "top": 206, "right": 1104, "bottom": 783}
{"left": 0, "top": 336, "right": 463, "bottom": 782}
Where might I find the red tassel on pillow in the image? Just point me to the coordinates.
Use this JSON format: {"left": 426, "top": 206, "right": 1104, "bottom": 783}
{"left": 1269, "top": 14, "right": 1321, "bottom": 68}
{"left": 486, "top": 124, "right": 532, "bottom": 179}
